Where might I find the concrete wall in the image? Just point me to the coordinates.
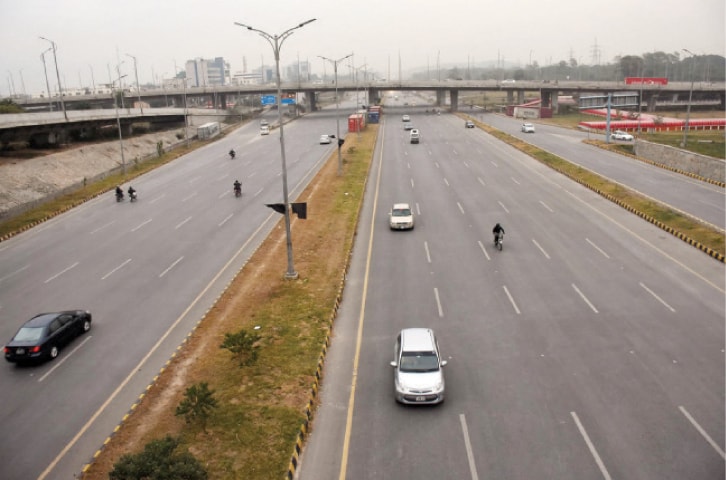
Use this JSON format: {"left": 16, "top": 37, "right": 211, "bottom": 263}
{"left": 634, "top": 140, "right": 725, "bottom": 183}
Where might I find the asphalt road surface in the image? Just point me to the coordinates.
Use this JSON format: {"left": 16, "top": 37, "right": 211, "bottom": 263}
{"left": 297, "top": 95, "right": 725, "bottom": 479}
{"left": 0, "top": 102, "right": 355, "bottom": 480}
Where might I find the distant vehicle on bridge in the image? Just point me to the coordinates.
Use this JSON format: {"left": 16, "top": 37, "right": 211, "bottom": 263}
{"left": 625, "top": 77, "right": 668, "bottom": 86}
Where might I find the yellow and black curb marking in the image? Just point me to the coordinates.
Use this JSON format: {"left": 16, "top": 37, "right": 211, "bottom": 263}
{"left": 460, "top": 114, "right": 724, "bottom": 264}
{"left": 286, "top": 144, "right": 373, "bottom": 479}
{"left": 80, "top": 242, "right": 264, "bottom": 477}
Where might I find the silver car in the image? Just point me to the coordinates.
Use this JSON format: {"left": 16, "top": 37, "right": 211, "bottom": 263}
{"left": 390, "top": 328, "right": 447, "bottom": 404}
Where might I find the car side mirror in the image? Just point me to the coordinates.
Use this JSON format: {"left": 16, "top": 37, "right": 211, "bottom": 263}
{"left": 440, "top": 360, "right": 448, "bottom": 367}
{"left": 390, "top": 361, "right": 397, "bottom": 367}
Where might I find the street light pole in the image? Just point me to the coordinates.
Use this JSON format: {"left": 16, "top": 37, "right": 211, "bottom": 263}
{"left": 681, "top": 48, "right": 696, "bottom": 148}
{"left": 40, "top": 48, "right": 54, "bottom": 112}
{"left": 319, "top": 53, "right": 353, "bottom": 176}
{"left": 235, "top": 18, "right": 316, "bottom": 280}
{"left": 39, "top": 36, "right": 68, "bottom": 121}
{"left": 126, "top": 53, "right": 143, "bottom": 114}
{"left": 113, "top": 72, "right": 128, "bottom": 175}
{"left": 176, "top": 67, "right": 189, "bottom": 148}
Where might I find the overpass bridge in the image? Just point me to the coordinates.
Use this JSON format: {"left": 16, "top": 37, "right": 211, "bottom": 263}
{"left": 15, "top": 79, "right": 725, "bottom": 114}
{"left": 4, "top": 80, "right": 723, "bottom": 147}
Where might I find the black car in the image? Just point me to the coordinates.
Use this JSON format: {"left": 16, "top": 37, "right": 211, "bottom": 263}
{"left": 4, "top": 310, "right": 92, "bottom": 364}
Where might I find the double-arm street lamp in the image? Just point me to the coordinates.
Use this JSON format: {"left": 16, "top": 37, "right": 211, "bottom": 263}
{"left": 319, "top": 53, "right": 352, "bottom": 175}
{"left": 40, "top": 47, "right": 53, "bottom": 112}
{"left": 234, "top": 18, "right": 316, "bottom": 280}
{"left": 681, "top": 48, "right": 696, "bottom": 148}
{"left": 113, "top": 71, "right": 129, "bottom": 174}
{"left": 39, "top": 36, "right": 68, "bottom": 121}
{"left": 126, "top": 53, "right": 143, "bottom": 114}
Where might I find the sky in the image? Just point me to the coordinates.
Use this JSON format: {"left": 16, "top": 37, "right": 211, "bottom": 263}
{"left": 1, "top": 0, "right": 724, "bottom": 97}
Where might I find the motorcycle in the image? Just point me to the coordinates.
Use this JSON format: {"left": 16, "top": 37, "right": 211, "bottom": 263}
{"left": 494, "top": 232, "right": 504, "bottom": 251}
{"left": 129, "top": 191, "right": 138, "bottom": 202}
{"left": 115, "top": 191, "right": 124, "bottom": 202}
{"left": 234, "top": 185, "right": 242, "bottom": 198}
{"left": 229, "top": 150, "right": 236, "bottom": 160}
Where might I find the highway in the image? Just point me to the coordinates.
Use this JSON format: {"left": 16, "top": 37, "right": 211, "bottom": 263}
{"left": 0, "top": 105, "right": 349, "bottom": 479}
{"left": 297, "top": 95, "right": 725, "bottom": 479}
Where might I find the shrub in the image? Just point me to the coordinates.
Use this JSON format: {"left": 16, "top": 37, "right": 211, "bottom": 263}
{"left": 109, "top": 435, "right": 207, "bottom": 480}
{"left": 220, "top": 329, "right": 261, "bottom": 366}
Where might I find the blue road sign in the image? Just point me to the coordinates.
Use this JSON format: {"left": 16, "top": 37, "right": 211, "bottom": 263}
{"left": 281, "top": 97, "right": 296, "bottom": 105}
{"left": 261, "top": 95, "right": 276, "bottom": 105}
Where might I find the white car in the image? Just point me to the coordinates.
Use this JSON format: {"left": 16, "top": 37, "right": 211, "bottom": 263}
{"left": 389, "top": 203, "right": 414, "bottom": 230}
{"left": 521, "top": 123, "right": 535, "bottom": 133}
{"left": 611, "top": 130, "right": 634, "bottom": 141}
{"left": 390, "top": 328, "right": 447, "bottom": 404}
{"left": 260, "top": 126, "right": 270, "bottom": 135}
{"left": 402, "top": 114, "right": 410, "bottom": 122}
{"left": 319, "top": 134, "right": 332, "bottom": 144}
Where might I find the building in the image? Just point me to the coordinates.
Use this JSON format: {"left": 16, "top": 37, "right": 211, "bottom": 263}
{"left": 185, "top": 57, "right": 229, "bottom": 87}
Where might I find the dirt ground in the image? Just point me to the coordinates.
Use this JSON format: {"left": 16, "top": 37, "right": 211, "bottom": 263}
{"left": 0, "top": 128, "right": 189, "bottom": 217}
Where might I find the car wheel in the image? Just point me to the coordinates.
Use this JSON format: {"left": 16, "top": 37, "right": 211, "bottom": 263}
{"left": 82, "top": 319, "right": 91, "bottom": 333}
{"left": 49, "top": 346, "right": 59, "bottom": 360}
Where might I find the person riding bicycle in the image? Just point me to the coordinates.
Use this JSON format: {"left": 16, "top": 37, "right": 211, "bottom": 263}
{"left": 229, "top": 149, "right": 236, "bottom": 159}
{"left": 492, "top": 223, "right": 505, "bottom": 243}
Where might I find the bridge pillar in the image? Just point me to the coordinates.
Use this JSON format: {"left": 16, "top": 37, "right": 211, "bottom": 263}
{"left": 449, "top": 90, "right": 459, "bottom": 112}
{"left": 368, "top": 88, "right": 380, "bottom": 105}
{"left": 517, "top": 90, "right": 525, "bottom": 104}
{"left": 308, "top": 93, "right": 317, "bottom": 112}
{"left": 506, "top": 91, "right": 514, "bottom": 104}
{"left": 436, "top": 90, "right": 445, "bottom": 107}
{"left": 220, "top": 93, "right": 227, "bottom": 110}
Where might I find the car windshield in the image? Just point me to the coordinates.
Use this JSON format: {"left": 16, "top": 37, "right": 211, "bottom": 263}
{"left": 392, "top": 208, "right": 411, "bottom": 217}
{"left": 13, "top": 326, "right": 44, "bottom": 342}
{"left": 400, "top": 351, "right": 439, "bottom": 372}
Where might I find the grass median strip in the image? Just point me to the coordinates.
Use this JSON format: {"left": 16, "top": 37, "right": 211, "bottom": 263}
{"left": 82, "top": 126, "right": 377, "bottom": 479}
{"left": 466, "top": 116, "right": 725, "bottom": 260}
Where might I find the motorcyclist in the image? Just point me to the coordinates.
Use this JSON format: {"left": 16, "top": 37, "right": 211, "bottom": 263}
{"left": 115, "top": 185, "right": 124, "bottom": 200}
{"left": 233, "top": 180, "right": 242, "bottom": 196}
{"left": 229, "top": 149, "right": 236, "bottom": 159}
{"left": 492, "top": 223, "right": 505, "bottom": 243}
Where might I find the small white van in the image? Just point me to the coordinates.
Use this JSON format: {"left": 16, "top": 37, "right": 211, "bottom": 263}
{"left": 409, "top": 129, "right": 420, "bottom": 144}
{"left": 260, "top": 125, "right": 270, "bottom": 135}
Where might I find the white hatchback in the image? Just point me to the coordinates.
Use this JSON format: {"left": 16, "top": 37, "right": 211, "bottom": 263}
{"left": 521, "top": 123, "right": 535, "bottom": 133}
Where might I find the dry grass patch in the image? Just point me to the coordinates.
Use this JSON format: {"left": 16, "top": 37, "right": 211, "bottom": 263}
{"left": 82, "top": 127, "right": 377, "bottom": 479}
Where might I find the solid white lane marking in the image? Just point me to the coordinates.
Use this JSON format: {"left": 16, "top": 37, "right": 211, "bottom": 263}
{"left": 102, "top": 259, "right": 131, "bottom": 280}
{"left": 572, "top": 283, "right": 598, "bottom": 313}
{"left": 498, "top": 201, "right": 509, "bottom": 214}
{"left": 586, "top": 238, "right": 610, "bottom": 259}
{"left": 571, "top": 411, "right": 613, "bottom": 480}
{"left": 159, "top": 256, "right": 184, "bottom": 278}
{"left": 457, "top": 202, "right": 465, "bottom": 215}
{"left": 639, "top": 282, "right": 676, "bottom": 312}
{"left": 532, "top": 239, "right": 551, "bottom": 259}
{"left": 679, "top": 405, "right": 726, "bottom": 459}
{"left": 459, "top": 414, "right": 480, "bottom": 480}
{"left": 45, "top": 262, "right": 79, "bottom": 283}
{"left": 424, "top": 241, "right": 432, "bottom": 263}
{"left": 434, "top": 287, "right": 444, "bottom": 317}
{"left": 503, "top": 285, "right": 521, "bottom": 314}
